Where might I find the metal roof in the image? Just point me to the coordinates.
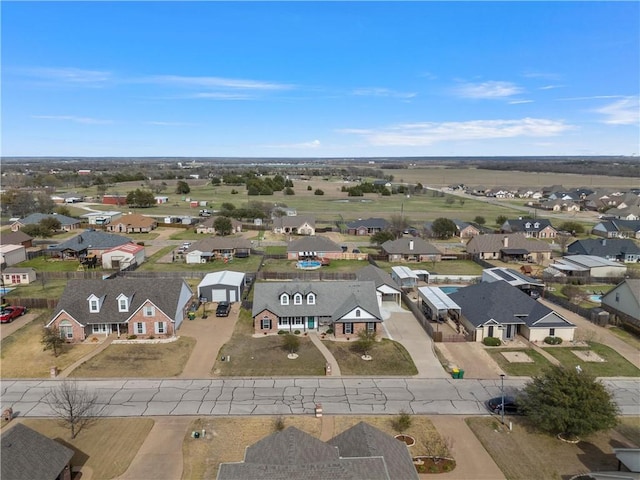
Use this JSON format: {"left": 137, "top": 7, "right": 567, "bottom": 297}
{"left": 418, "top": 286, "right": 461, "bottom": 311}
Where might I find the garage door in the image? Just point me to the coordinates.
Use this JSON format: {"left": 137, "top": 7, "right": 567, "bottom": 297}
{"left": 229, "top": 290, "right": 237, "bottom": 302}
{"left": 211, "top": 289, "right": 226, "bottom": 302}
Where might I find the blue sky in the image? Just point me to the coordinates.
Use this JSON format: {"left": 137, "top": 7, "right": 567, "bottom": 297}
{"left": 2, "top": 1, "right": 638, "bottom": 157}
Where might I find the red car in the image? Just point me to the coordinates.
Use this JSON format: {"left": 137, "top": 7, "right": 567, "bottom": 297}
{"left": 0, "top": 306, "right": 27, "bottom": 323}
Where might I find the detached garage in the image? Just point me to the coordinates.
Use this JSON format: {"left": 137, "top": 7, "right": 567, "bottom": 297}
{"left": 197, "top": 270, "right": 246, "bottom": 303}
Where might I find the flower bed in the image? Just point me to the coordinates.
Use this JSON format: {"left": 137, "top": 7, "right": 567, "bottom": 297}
{"left": 413, "top": 456, "right": 456, "bottom": 474}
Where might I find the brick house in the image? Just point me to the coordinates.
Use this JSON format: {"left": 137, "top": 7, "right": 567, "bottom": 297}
{"left": 46, "top": 278, "right": 193, "bottom": 342}
{"left": 252, "top": 280, "right": 382, "bottom": 339}
{"left": 106, "top": 214, "right": 157, "bottom": 233}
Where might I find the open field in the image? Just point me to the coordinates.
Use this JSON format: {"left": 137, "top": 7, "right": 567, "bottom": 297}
{"left": 321, "top": 338, "right": 418, "bottom": 376}
{"left": 18, "top": 418, "right": 154, "bottom": 480}
{"left": 214, "top": 310, "right": 326, "bottom": 376}
{"left": 1, "top": 315, "right": 99, "bottom": 378}
{"left": 485, "top": 348, "right": 554, "bottom": 377}
{"left": 182, "top": 415, "right": 447, "bottom": 479}
{"left": 466, "top": 415, "right": 639, "bottom": 480}
{"left": 541, "top": 342, "right": 640, "bottom": 377}
{"left": 69, "top": 337, "right": 196, "bottom": 378}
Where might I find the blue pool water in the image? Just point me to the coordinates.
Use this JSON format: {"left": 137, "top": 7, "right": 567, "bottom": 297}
{"left": 0, "top": 287, "right": 14, "bottom": 295}
{"left": 439, "top": 286, "right": 460, "bottom": 295}
{"left": 589, "top": 295, "right": 602, "bottom": 303}
{"left": 297, "top": 260, "right": 322, "bottom": 269}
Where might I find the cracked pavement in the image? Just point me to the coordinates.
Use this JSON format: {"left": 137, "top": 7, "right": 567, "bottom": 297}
{"left": 2, "top": 377, "right": 638, "bottom": 418}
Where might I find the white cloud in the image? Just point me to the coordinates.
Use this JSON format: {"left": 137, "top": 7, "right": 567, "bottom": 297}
{"left": 509, "top": 100, "right": 534, "bottom": 105}
{"left": 352, "top": 87, "right": 417, "bottom": 99}
{"left": 14, "top": 67, "right": 112, "bottom": 85}
{"left": 454, "top": 81, "right": 523, "bottom": 99}
{"left": 32, "top": 115, "right": 112, "bottom": 124}
{"left": 146, "top": 75, "right": 292, "bottom": 91}
{"left": 538, "top": 85, "right": 563, "bottom": 90}
{"left": 594, "top": 97, "right": 639, "bottom": 125}
{"left": 339, "top": 118, "right": 573, "bottom": 146}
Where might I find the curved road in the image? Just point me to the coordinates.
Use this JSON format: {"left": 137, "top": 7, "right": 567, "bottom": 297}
{"left": 2, "top": 377, "right": 638, "bottom": 418}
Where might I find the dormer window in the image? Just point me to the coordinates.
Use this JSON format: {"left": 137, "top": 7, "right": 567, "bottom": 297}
{"left": 87, "top": 294, "right": 102, "bottom": 313}
{"left": 525, "top": 222, "right": 531, "bottom": 228}
{"left": 307, "top": 293, "right": 316, "bottom": 305}
{"left": 534, "top": 222, "right": 540, "bottom": 228}
{"left": 280, "top": 293, "right": 289, "bottom": 305}
{"left": 294, "top": 293, "right": 303, "bottom": 305}
{"left": 117, "top": 293, "right": 129, "bottom": 312}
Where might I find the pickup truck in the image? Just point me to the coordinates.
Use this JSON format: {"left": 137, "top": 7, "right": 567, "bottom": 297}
{"left": 216, "top": 301, "right": 231, "bottom": 317}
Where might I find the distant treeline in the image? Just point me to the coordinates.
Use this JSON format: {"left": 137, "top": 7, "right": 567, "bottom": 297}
{"left": 474, "top": 158, "right": 639, "bottom": 178}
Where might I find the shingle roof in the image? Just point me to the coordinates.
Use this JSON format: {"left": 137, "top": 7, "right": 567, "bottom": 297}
{"left": 449, "top": 281, "right": 574, "bottom": 328}
{"left": 287, "top": 236, "right": 342, "bottom": 253}
{"left": 252, "top": 281, "right": 381, "bottom": 322}
{"left": 466, "top": 233, "right": 552, "bottom": 254}
{"left": 16, "top": 213, "right": 80, "bottom": 227}
{"left": 50, "top": 277, "right": 192, "bottom": 325}
{"left": 1, "top": 424, "right": 74, "bottom": 480}
{"left": 273, "top": 215, "right": 316, "bottom": 229}
{"left": 503, "top": 218, "right": 555, "bottom": 233}
{"left": 53, "top": 231, "right": 132, "bottom": 252}
{"left": 0, "top": 231, "right": 33, "bottom": 245}
{"left": 112, "top": 214, "right": 157, "bottom": 227}
{"left": 346, "top": 218, "right": 390, "bottom": 229}
{"left": 188, "top": 236, "right": 251, "bottom": 252}
{"left": 355, "top": 265, "right": 400, "bottom": 292}
{"left": 328, "top": 422, "right": 419, "bottom": 480}
{"left": 567, "top": 238, "right": 640, "bottom": 257}
{"left": 381, "top": 237, "right": 442, "bottom": 255}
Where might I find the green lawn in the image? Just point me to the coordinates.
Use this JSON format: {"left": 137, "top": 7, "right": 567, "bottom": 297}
{"left": 17, "top": 256, "right": 83, "bottom": 272}
{"left": 486, "top": 348, "right": 554, "bottom": 377}
{"left": 138, "top": 254, "right": 263, "bottom": 273}
{"left": 322, "top": 338, "right": 418, "bottom": 376}
{"left": 4, "top": 279, "right": 69, "bottom": 299}
{"left": 261, "top": 258, "right": 368, "bottom": 273}
{"left": 608, "top": 327, "right": 640, "bottom": 351}
{"left": 542, "top": 342, "right": 640, "bottom": 377}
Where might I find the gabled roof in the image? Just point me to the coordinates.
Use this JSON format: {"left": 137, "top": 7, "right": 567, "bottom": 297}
{"left": 50, "top": 277, "right": 192, "bottom": 325}
{"left": 102, "top": 242, "right": 145, "bottom": 255}
{"left": 594, "top": 219, "right": 640, "bottom": 233}
{"left": 448, "top": 281, "right": 574, "bottom": 328}
{"left": 567, "top": 238, "right": 640, "bottom": 257}
{"left": 466, "top": 233, "right": 552, "bottom": 254}
{"left": 602, "top": 279, "right": 640, "bottom": 317}
{"left": 198, "top": 270, "right": 245, "bottom": 288}
{"left": 483, "top": 267, "right": 544, "bottom": 288}
{"left": 1, "top": 424, "right": 74, "bottom": 480}
{"left": 287, "top": 236, "right": 342, "bottom": 253}
{"left": 188, "top": 236, "right": 251, "bottom": 252}
{"left": 196, "top": 216, "right": 242, "bottom": 229}
{"left": 252, "top": 280, "right": 381, "bottom": 322}
{"left": 15, "top": 212, "right": 80, "bottom": 226}
{"left": 1, "top": 267, "right": 36, "bottom": 274}
{"left": 273, "top": 215, "right": 315, "bottom": 229}
{"left": 328, "top": 422, "right": 419, "bottom": 480}
{"left": 381, "top": 237, "right": 441, "bottom": 255}
{"left": 502, "top": 218, "right": 555, "bottom": 233}
{"left": 112, "top": 213, "right": 157, "bottom": 227}
{"left": 53, "top": 231, "right": 132, "bottom": 252}
{"left": 355, "top": 265, "right": 400, "bottom": 293}
{"left": 0, "top": 231, "right": 33, "bottom": 245}
{"left": 346, "top": 217, "right": 390, "bottom": 229}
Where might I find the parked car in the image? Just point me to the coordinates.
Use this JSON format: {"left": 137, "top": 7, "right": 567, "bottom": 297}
{"left": 216, "top": 301, "right": 231, "bottom": 317}
{"left": 486, "top": 396, "right": 520, "bottom": 415}
{"left": 0, "top": 306, "right": 27, "bottom": 323}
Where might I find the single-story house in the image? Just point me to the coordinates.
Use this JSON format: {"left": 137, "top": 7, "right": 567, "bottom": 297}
{"left": 448, "top": 281, "right": 575, "bottom": 342}
{"left": 346, "top": 217, "right": 390, "bottom": 236}
{"left": 539, "top": 199, "right": 581, "bottom": 212}
{"left": 273, "top": 215, "right": 316, "bottom": 236}
{"left": 0, "top": 230, "right": 33, "bottom": 248}
{"left": 252, "top": 280, "right": 382, "bottom": 338}
{"left": 592, "top": 219, "right": 640, "bottom": 239}
{"left": 1, "top": 423, "right": 74, "bottom": 480}
{"left": 355, "top": 264, "right": 402, "bottom": 305}
{"left": 286, "top": 236, "right": 343, "bottom": 260}
{"left": 481, "top": 267, "right": 545, "bottom": 296}
{"left": 417, "top": 286, "right": 461, "bottom": 323}
{"left": 465, "top": 233, "right": 552, "bottom": 263}
{"left": 501, "top": 218, "right": 558, "bottom": 238}
{"left": 82, "top": 211, "right": 122, "bottom": 226}
{"left": 604, "top": 206, "right": 640, "bottom": 221}
{"left": 600, "top": 279, "right": 640, "bottom": 329}
{"left": 11, "top": 213, "right": 81, "bottom": 232}
{"left": 50, "top": 231, "right": 132, "bottom": 261}
{"left": 1, "top": 267, "right": 37, "bottom": 285}
{"left": 197, "top": 270, "right": 246, "bottom": 303}
{"left": 567, "top": 238, "right": 640, "bottom": 263}
{"left": 101, "top": 242, "right": 146, "bottom": 270}
{"left": 195, "top": 216, "right": 243, "bottom": 234}
{"left": 0, "top": 245, "right": 27, "bottom": 267}
{"left": 381, "top": 238, "right": 442, "bottom": 262}
{"left": 549, "top": 255, "right": 628, "bottom": 278}
{"left": 390, "top": 266, "right": 419, "bottom": 290}
{"left": 186, "top": 236, "right": 251, "bottom": 260}
{"left": 154, "top": 196, "right": 169, "bottom": 204}
{"left": 217, "top": 422, "right": 418, "bottom": 480}
{"left": 47, "top": 277, "right": 193, "bottom": 342}
{"left": 106, "top": 214, "right": 157, "bottom": 233}
{"left": 51, "top": 192, "right": 84, "bottom": 203}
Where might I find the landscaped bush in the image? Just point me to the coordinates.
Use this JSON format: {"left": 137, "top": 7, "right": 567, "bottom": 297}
{"left": 326, "top": 327, "right": 334, "bottom": 334}
{"left": 277, "top": 330, "right": 287, "bottom": 335}
{"left": 293, "top": 330, "right": 301, "bottom": 335}
{"left": 483, "top": 337, "right": 502, "bottom": 347}
{"left": 544, "top": 336, "right": 563, "bottom": 345}
{"left": 127, "top": 335, "right": 137, "bottom": 340}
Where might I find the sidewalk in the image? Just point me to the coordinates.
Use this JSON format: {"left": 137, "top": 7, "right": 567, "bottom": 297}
{"left": 308, "top": 332, "right": 342, "bottom": 376}
{"left": 57, "top": 336, "right": 114, "bottom": 378}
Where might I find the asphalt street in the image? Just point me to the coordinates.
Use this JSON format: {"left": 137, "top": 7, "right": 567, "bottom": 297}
{"left": 2, "top": 377, "right": 638, "bottom": 419}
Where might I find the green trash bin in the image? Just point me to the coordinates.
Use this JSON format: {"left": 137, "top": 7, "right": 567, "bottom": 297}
{"left": 451, "top": 368, "right": 460, "bottom": 379}
{"left": 458, "top": 369, "right": 465, "bottom": 379}
{"left": 188, "top": 312, "right": 196, "bottom": 321}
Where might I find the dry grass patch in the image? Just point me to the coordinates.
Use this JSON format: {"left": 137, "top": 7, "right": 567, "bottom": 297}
{"left": 69, "top": 337, "right": 196, "bottom": 378}
{"left": 322, "top": 338, "right": 418, "bottom": 376}
{"left": 1, "top": 316, "right": 99, "bottom": 378}
{"left": 466, "top": 416, "right": 638, "bottom": 480}
{"left": 18, "top": 418, "right": 154, "bottom": 479}
{"left": 182, "top": 415, "right": 447, "bottom": 479}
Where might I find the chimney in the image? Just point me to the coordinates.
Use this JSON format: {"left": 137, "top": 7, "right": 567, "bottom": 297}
{"left": 503, "top": 236, "right": 509, "bottom": 248}
{"left": 409, "top": 240, "right": 414, "bottom": 251}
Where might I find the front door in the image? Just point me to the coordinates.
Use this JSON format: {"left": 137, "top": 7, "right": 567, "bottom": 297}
{"left": 307, "top": 317, "right": 315, "bottom": 329}
{"left": 505, "top": 324, "right": 513, "bottom": 340}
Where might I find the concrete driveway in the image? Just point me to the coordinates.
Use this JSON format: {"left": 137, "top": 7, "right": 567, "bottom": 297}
{"left": 0, "top": 310, "right": 39, "bottom": 340}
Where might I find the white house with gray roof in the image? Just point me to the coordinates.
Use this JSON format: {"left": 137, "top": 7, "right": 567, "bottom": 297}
{"left": 252, "top": 280, "right": 382, "bottom": 338}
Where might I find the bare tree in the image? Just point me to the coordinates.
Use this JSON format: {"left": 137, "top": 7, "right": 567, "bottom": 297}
{"left": 41, "top": 326, "right": 64, "bottom": 357}
{"left": 46, "top": 380, "right": 100, "bottom": 438}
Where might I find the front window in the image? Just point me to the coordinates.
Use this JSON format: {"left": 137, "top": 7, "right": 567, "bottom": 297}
{"left": 118, "top": 297, "right": 128, "bottom": 312}
{"left": 261, "top": 318, "right": 272, "bottom": 330}
{"left": 367, "top": 322, "right": 376, "bottom": 332}
{"left": 344, "top": 323, "right": 353, "bottom": 334}
{"left": 549, "top": 328, "right": 555, "bottom": 337}
{"left": 59, "top": 320, "right": 73, "bottom": 339}
{"left": 135, "top": 322, "right": 146, "bottom": 334}
{"left": 294, "top": 317, "right": 303, "bottom": 325}
{"left": 155, "top": 322, "right": 166, "bottom": 334}
{"left": 144, "top": 306, "right": 155, "bottom": 317}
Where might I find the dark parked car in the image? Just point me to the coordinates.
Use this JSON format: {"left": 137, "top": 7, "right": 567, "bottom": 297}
{"left": 216, "top": 301, "right": 231, "bottom": 317}
{"left": 486, "top": 396, "right": 520, "bottom": 415}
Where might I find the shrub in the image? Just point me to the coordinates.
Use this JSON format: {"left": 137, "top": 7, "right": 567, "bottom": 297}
{"left": 307, "top": 185, "right": 312, "bottom": 191}
{"left": 127, "top": 335, "right": 138, "bottom": 340}
{"left": 392, "top": 410, "right": 412, "bottom": 432}
{"left": 326, "top": 327, "right": 334, "bottom": 334}
{"left": 544, "top": 336, "right": 563, "bottom": 345}
{"left": 274, "top": 416, "right": 285, "bottom": 431}
{"left": 293, "top": 330, "right": 301, "bottom": 335}
{"left": 148, "top": 335, "right": 155, "bottom": 340}
{"left": 483, "top": 337, "right": 502, "bottom": 347}
{"left": 277, "top": 330, "right": 287, "bottom": 335}
{"left": 314, "top": 189, "right": 325, "bottom": 196}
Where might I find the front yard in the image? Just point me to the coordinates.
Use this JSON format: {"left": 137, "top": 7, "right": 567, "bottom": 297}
{"left": 485, "top": 347, "right": 553, "bottom": 377}
{"left": 541, "top": 341, "right": 640, "bottom": 377}
{"left": 321, "top": 338, "right": 418, "bottom": 376}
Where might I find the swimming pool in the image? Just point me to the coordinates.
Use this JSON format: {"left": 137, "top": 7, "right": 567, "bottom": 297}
{"left": 297, "top": 260, "right": 322, "bottom": 270}
{"left": 589, "top": 295, "right": 602, "bottom": 303}
{"left": 439, "top": 286, "right": 460, "bottom": 295}
{"left": 0, "top": 287, "right": 14, "bottom": 295}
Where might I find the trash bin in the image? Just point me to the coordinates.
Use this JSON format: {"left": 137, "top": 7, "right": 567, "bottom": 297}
{"left": 458, "top": 369, "right": 465, "bottom": 379}
{"left": 188, "top": 312, "right": 196, "bottom": 320}
{"left": 451, "top": 368, "right": 460, "bottom": 379}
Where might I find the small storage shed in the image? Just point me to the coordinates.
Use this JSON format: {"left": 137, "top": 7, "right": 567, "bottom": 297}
{"left": 197, "top": 270, "right": 246, "bottom": 303}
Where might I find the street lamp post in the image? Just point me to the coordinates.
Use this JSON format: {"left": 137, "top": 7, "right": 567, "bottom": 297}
{"left": 500, "top": 373, "right": 506, "bottom": 425}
